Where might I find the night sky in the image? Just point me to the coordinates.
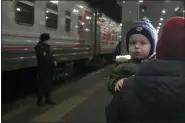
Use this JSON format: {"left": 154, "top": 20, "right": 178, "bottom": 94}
{"left": 86, "top": 0, "right": 122, "bottom": 23}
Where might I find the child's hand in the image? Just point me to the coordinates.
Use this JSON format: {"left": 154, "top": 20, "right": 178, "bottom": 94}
{"left": 114, "top": 78, "right": 127, "bottom": 91}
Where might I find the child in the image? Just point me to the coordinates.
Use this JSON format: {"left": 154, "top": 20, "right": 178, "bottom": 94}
{"left": 105, "top": 16, "right": 185, "bottom": 123}
{"left": 108, "top": 17, "right": 158, "bottom": 93}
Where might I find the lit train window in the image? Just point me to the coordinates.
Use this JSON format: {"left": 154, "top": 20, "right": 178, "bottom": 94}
{"left": 65, "top": 11, "right": 71, "bottom": 32}
{"left": 46, "top": 1, "right": 58, "bottom": 29}
{"left": 78, "top": 16, "right": 83, "bottom": 34}
{"left": 15, "top": 0, "right": 34, "bottom": 25}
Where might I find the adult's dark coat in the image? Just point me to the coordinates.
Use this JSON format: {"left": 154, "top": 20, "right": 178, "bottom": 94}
{"left": 35, "top": 42, "right": 56, "bottom": 75}
{"left": 105, "top": 60, "right": 185, "bottom": 123}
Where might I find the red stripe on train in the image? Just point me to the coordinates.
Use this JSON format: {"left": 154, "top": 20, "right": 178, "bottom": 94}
{"left": 1, "top": 44, "right": 86, "bottom": 50}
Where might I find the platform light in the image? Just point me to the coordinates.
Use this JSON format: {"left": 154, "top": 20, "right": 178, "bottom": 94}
{"left": 139, "top": 0, "right": 143, "bottom": 3}
{"left": 73, "top": 9, "right": 79, "bottom": 13}
{"left": 183, "top": 10, "right": 185, "bottom": 13}
{"left": 120, "top": 23, "right": 122, "bottom": 26}
{"left": 46, "top": 16, "right": 48, "bottom": 19}
{"left": 122, "top": 1, "right": 125, "bottom": 3}
{"left": 16, "top": 8, "right": 21, "bottom": 11}
{"left": 158, "top": 23, "right": 162, "bottom": 26}
{"left": 160, "top": 17, "right": 163, "bottom": 21}
{"left": 142, "top": 9, "right": 145, "bottom": 12}
{"left": 162, "top": 10, "right": 166, "bottom": 14}
{"left": 157, "top": 26, "right": 160, "bottom": 29}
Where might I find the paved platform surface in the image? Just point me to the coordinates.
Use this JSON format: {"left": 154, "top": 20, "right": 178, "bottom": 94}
{"left": 2, "top": 65, "right": 114, "bottom": 123}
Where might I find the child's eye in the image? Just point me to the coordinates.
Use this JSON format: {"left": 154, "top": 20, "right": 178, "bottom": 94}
{"left": 140, "top": 42, "right": 146, "bottom": 45}
{"left": 130, "top": 42, "right": 136, "bottom": 45}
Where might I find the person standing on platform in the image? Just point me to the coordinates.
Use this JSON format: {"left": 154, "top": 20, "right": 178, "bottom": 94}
{"left": 35, "top": 33, "right": 57, "bottom": 107}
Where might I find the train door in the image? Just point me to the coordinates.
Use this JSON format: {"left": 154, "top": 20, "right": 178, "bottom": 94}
{"left": 80, "top": 10, "right": 95, "bottom": 55}
{"left": 94, "top": 11, "right": 101, "bottom": 55}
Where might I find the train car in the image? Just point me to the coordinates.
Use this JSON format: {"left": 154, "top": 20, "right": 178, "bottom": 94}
{"left": 2, "top": 0, "right": 121, "bottom": 72}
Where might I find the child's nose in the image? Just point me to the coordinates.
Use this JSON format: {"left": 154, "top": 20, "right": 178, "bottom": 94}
{"left": 134, "top": 44, "right": 140, "bottom": 48}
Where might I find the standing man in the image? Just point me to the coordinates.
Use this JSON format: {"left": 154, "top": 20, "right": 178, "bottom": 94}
{"left": 115, "top": 40, "right": 121, "bottom": 56}
{"left": 35, "top": 33, "right": 57, "bottom": 106}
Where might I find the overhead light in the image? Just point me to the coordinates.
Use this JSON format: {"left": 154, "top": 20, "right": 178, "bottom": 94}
{"left": 142, "top": 9, "right": 145, "bottom": 12}
{"left": 183, "top": 10, "right": 185, "bottom": 13}
{"left": 82, "top": 22, "right": 85, "bottom": 25}
{"left": 120, "top": 23, "right": 122, "bottom": 26}
{"left": 78, "top": 5, "right": 84, "bottom": 8}
{"left": 139, "top": 0, "right": 143, "bottom": 3}
{"left": 129, "top": 10, "right": 132, "bottom": 13}
{"left": 85, "top": 28, "right": 90, "bottom": 31}
{"left": 158, "top": 23, "right": 162, "bottom": 26}
{"left": 122, "top": 1, "right": 125, "bottom": 3}
{"left": 86, "top": 16, "right": 91, "bottom": 20}
{"left": 157, "top": 26, "right": 160, "bottom": 29}
{"left": 50, "top": 1, "right": 58, "bottom": 4}
{"left": 73, "top": 9, "right": 79, "bottom": 13}
{"left": 174, "top": 6, "right": 180, "bottom": 12}
{"left": 162, "top": 10, "right": 166, "bottom": 14}
{"left": 160, "top": 18, "right": 163, "bottom": 21}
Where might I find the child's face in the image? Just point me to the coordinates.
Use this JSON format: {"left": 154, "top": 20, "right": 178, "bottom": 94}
{"left": 128, "top": 34, "right": 151, "bottom": 60}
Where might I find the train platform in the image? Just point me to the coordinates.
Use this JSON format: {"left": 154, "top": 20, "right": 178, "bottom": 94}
{"left": 2, "top": 64, "right": 114, "bottom": 123}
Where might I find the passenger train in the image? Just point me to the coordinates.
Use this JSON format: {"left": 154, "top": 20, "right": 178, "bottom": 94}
{"left": 2, "top": 0, "right": 122, "bottom": 72}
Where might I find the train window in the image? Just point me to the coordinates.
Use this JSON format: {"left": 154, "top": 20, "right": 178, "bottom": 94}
{"left": 46, "top": 2, "right": 58, "bottom": 29}
{"left": 115, "top": 32, "right": 118, "bottom": 41}
{"left": 65, "top": 11, "right": 71, "bottom": 32}
{"left": 78, "top": 16, "right": 84, "bottom": 34}
{"left": 107, "top": 32, "right": 111, "bottom": 41}
{"left": 111, "top": 30, "right": 115, "bottom": 40}
{"left": 15, "top": 0, "right": 34, "bottom": 25}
